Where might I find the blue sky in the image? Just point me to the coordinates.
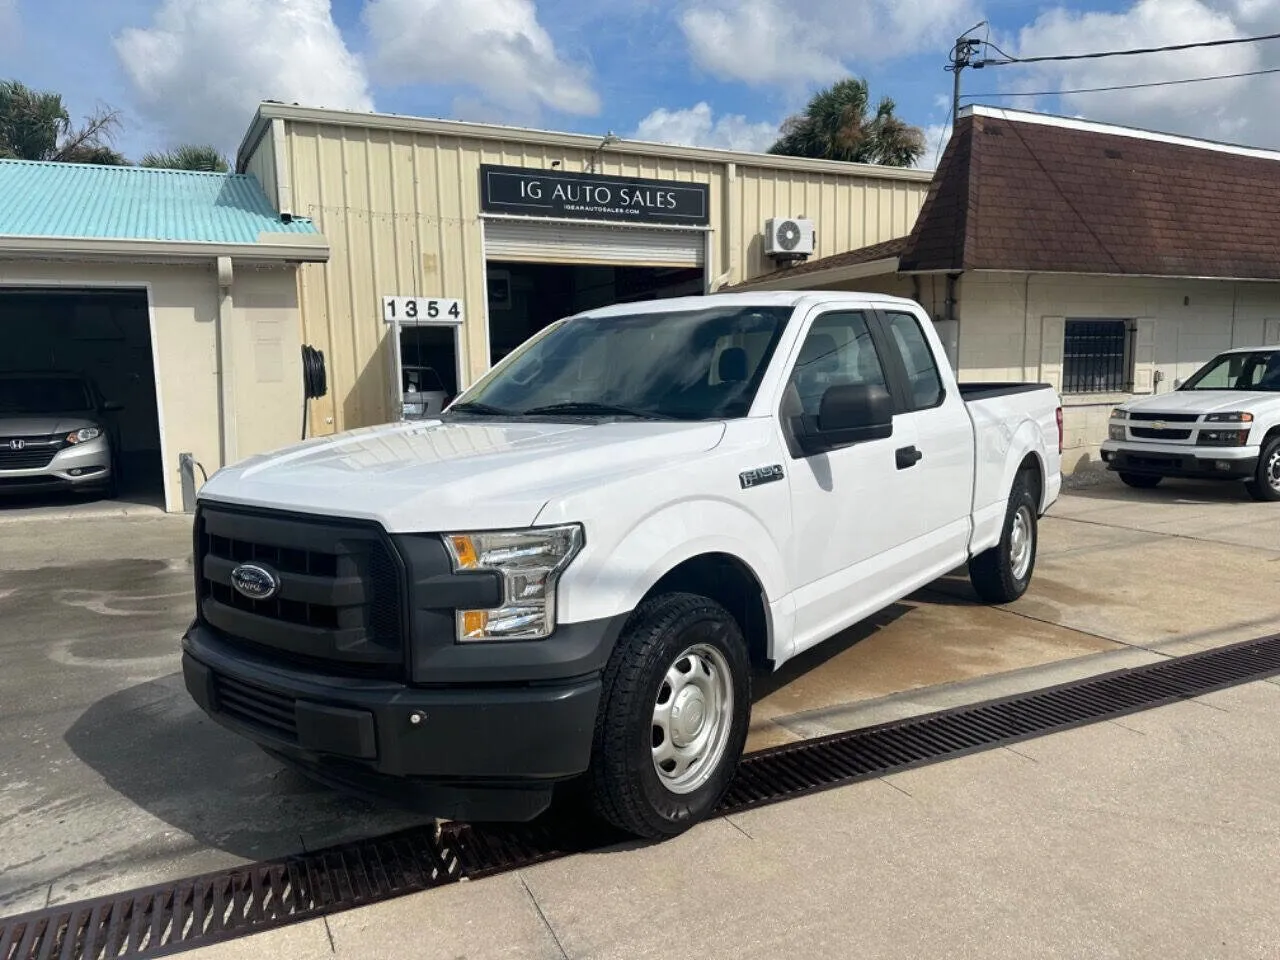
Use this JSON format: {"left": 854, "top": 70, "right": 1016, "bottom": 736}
{"left": 3, "top": 0, "right": 1280, "bottom": 167}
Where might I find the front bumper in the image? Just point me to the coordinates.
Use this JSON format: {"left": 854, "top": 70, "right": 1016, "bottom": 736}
{"left": 0, "top": 438, "right": 113, "bottom": 493}
{"left": 182, "top": 622, "right": 605, "bottom": 820}
{"left": 1100, "top": 441, "right": 1259, "bottom": 480}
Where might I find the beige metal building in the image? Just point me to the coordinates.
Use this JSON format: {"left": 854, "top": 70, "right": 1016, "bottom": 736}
{"left": 235, "top": 103, "right": 932, "bottom": 436}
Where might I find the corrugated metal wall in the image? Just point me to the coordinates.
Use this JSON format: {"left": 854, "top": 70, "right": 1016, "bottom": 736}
{"left": 276, "top": 118, "right": 930, "bottom": 434}
{"left": 243, "top": 130, "right": 278, "bottom": 216}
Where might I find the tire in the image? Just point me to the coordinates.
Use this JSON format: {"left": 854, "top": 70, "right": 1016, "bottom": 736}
{"left": 1246, "top": 436, "right": 1280, "bottom": 502}
{"left": 969, "top": 473, "right": 1039, "bottom": 604}
{"left": 587, "top": 592, "right": 751, "bottom": 840}
{"left": 1119, "top": 472, "right": 1162, "bottom": 489}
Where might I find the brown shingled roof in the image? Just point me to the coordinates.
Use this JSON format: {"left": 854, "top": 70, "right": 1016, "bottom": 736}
{"left": 899, "top": 107, "right": 1280, "bottom": 278}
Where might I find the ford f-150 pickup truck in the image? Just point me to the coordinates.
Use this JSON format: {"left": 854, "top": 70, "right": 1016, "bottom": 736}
{"left": 1101, "top": 346, "right": 1280, "bottom": 501}
{"left": 182, "top": 291, "right": 1063, "bottom": 840}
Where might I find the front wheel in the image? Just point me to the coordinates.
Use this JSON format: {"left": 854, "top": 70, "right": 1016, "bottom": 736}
{"left": 969, "top": 474, "right": 1038, "bottom": 604}
{"left": 1245, "top": 437, "right": 1280, "bottom": 502}
{"left": 587, "top": 592, "right": 750, "bottom": 840}
{"left": 1119, "top": 472, "right": 1162, "bottom": 489}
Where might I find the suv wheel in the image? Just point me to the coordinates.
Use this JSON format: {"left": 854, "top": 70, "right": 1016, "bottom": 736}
{"left": 1245, "top": 436, "right": 1280, "bottom": 502}
{"left": 587, "top": 592, "right": 750, "bottom": 840}
{"left": 969, "top": 473, "right": 1038, "bottom": 604}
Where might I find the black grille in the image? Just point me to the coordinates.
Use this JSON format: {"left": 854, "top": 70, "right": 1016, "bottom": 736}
{"left": 1062, "top": 319, "right": 1133, "bottom": 394}
{"left": 0, "top": 440, "right": 58, "bottom": 470}
{"left": 1128, "top": 411, "right": 1199, "bottom": 423}
{"left": 1130, "top": 427, "right": 1192, "bottom": 440}
{"left": 212, "top": 673, "right": 298, "bottom": 743}
{"left": 196, "top": 505, "right": 406, "bottom": 677}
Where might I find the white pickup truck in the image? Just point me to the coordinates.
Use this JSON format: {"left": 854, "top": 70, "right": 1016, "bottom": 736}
{"left": 182, "top": 291, "right": 1062, "bottom": 840}
{"left": 1101, "top": 346, "right": 1280, "bottom": 501}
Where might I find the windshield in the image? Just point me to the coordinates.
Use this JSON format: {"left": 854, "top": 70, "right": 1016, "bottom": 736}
{"left": 452, "top": 305, "right": 795, "bottom": 420}
{"left": 0, "top": 377, "right": 94, "bottom": 414}
{"left": 1179, "top": 350, "right": 1280, "bottom": 391}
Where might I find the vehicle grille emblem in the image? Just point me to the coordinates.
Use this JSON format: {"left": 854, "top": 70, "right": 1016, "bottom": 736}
{"left": 8, "top": 439, "right": 24, "bottom": 451}
{"left": 230, "top": 563, "right": 280, "bottom": 601}
{"left": 1153, "top": 421, "right": 1166, "bottom": 431}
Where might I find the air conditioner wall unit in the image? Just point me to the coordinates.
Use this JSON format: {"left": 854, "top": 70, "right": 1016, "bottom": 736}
{"left": 764, "top": 217, "right": 815, "bottom": 260}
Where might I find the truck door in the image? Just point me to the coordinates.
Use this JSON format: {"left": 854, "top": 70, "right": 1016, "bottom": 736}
{"left": 781, "top": 308, "right": 922, "bottom": 654}
{"left": 876, "top": 307, "right": 975, "bottom": 566}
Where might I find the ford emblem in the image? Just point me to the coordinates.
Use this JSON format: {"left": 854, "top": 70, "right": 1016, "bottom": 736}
{"left": 231, "top": 563, "right": 280, "bottom": 601}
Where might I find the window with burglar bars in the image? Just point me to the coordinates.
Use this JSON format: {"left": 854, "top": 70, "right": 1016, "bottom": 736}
{"left": 1062, "top": 319, "right": 1134, "bottom": 394}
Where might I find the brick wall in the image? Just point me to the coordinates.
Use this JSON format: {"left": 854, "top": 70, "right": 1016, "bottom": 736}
{"left": 957, "top": 272, "right": 1280, "bottom": 473}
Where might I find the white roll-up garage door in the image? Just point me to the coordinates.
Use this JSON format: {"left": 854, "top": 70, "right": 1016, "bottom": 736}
{"left": 483, "top": 218, "right": 705, "bottom": 268}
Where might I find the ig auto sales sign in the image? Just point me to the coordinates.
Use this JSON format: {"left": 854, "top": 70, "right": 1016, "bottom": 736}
{"left": 479, "top": 164, "right": 710, "bottom": 226}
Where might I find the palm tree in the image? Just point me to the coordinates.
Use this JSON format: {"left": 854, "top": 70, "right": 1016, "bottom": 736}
{"left": 140, "top": 144, "right": 230, "bottom": 173}
{"left": 769, "top": 78, "right": 925, "bottom": 167}
{"left": 0, "top": 79, "right": 126, "bottom": 164}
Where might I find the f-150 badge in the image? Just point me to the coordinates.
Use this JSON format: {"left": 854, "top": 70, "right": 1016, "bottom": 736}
{"left": 739, "top": 465, "right": 784, "bottom": 489}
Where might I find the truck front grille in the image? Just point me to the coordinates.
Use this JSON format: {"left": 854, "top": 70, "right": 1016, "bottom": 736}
{"left": 1130, "top": 427, "right": 1193, "bottom": 441}
{"left": 1128, "top": 412, "right": 1199, "bottom": 423}
{"left": 195, "top": 504, "right": 406, "bottom": 678}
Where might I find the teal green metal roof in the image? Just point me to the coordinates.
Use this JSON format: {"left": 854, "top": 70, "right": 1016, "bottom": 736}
{"left": 0, "top": 159, "right": 319, "bottom": 244}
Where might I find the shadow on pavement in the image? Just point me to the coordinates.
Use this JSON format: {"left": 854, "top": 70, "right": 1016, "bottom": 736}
{"left": 64, "top": 672, "right": 425, "bottom": 863}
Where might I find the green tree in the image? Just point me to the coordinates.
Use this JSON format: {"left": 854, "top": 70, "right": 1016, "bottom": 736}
{"left": 140, "top": 144, "right": 230, "bottom": 173}
{"left": 0, "top": 79, "right": 126, "bottom": 164}
{"left": 769, "top": 78, "right": 925, "bottom": 167}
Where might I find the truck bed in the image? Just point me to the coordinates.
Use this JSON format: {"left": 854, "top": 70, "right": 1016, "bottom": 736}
{"left": 958, "top": 382, "right": 1056, "bottom": 402}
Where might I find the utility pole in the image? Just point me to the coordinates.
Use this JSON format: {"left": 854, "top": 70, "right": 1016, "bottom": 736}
{"left": 948, "top": 23, "right": 987, "bottom": 128}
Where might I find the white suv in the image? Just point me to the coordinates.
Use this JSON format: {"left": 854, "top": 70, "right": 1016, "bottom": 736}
{"left": 1102, "top": 347, "right": 1280, "bottom": 501}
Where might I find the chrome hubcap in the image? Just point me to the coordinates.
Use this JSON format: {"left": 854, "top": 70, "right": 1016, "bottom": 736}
{"left": 1009, "top": 506, "right": 1034, "bottom": 581}
{"left": 1267, "top": 450, "right": 1280, "bottom": 491}
{"left": 652, "top": 642, "right": 734, "bottom": 795}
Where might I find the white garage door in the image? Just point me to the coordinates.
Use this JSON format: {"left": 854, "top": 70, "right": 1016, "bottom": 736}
{"left": 483, "top": 218, "right": 705, "bottom": 268}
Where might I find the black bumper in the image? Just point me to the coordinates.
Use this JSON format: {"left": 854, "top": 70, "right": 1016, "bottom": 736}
{"left": 182, "top": 623, "right": 607, "bottom": 821}
{"left": 1103, "top": 449, "right": 1257, "bottom": 480}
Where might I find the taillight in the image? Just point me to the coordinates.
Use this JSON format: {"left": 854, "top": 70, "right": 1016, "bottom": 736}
{"left": 1056, "top": 407, "right": 1064, "bottom": 455}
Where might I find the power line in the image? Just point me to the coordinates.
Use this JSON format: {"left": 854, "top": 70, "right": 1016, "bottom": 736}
{"left": 977, "top": 30, "right": 1280, "bottom": 66}
{"left": 963, "top": 65, "right": 1280, "bottom": 99}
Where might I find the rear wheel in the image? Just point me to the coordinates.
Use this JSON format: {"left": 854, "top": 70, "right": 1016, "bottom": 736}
{"left": 1245, "top": 437, "right": 1280, "bottom": 502}
{"left": 587, "top": 592, "right": 750, "bottom": 840}
{"left": 969, "top": 473, "right": 1038, "bottom": 604}
{"left": 1119, "top": 472, "right": 1162, "bottom": 489}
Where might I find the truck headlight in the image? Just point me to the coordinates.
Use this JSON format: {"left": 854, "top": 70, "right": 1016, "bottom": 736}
{"left": 1204, "top": 412, "right": 1253, "bottom": 423}
{"left": 1109, "top": 425, "right": 1125, "bottom": 440}
{"left": 66, "top": 426, "right": 102, "bottom": 444}
{"left": 1110, "top": 408, "right": 1128, "bottom": 420}
{"left": 443, "top": 525, "right": 584, "bottom": 641}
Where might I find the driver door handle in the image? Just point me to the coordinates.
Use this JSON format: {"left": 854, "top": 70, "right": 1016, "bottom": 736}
{"left": 896, "top": 445, "right": 923, "bottom": 470}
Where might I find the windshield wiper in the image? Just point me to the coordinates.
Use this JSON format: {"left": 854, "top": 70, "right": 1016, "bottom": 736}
{"left": 521, "top": 401, "right": 673, "bottom": 420}
{"left": 445, "top": 401, "right": 516, "bottom": 417}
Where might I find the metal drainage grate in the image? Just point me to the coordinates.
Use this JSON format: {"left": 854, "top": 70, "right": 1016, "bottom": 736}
{"left": 4, "top": 633, "right": 1280, "bottom": 960}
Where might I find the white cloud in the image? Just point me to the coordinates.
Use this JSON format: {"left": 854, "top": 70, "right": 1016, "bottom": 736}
{"left": 114, "top": 0, "right": 372, "bottom": 152}
{"left": 363, "top": 0, "right": 600, "bottom": 118}
{"left": 633, "top": 102, "right": 778, "bottom": 152}
{"left": 916, "top": 123, "right": 951, "bottom": 170}
{"left": 680, "top": 0, "right": 979, "bottom": 86}
{"left": 1007, "top": 0, "right": 1280, "bottom": 147}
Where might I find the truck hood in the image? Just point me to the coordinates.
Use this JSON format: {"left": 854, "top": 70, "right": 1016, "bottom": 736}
{"left": 0, "top": 415, "right": 98, "bottom": 436}
{"left": 198, "top": 418, "right": 727, "bottom": 532}
{"left": 1122, "top": 391, "right": 1280, "bottom": 415}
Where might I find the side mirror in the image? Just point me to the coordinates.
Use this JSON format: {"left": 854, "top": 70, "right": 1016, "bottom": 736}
{"left": 796, "top": 383, "right": 894, "bottom": 455}
{"left": 1173, "top": 379, "right": 1183, "bottom": 390}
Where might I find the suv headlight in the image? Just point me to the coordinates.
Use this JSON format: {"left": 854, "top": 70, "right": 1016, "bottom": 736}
{"left": 66, "top": 426, "right": 102, "bottom": 444}
{"left": 443, "top": 525, "right": 584, "bottom": 641}
{"left": 1204, "top": 412, "right": 1253, "bottom": 423}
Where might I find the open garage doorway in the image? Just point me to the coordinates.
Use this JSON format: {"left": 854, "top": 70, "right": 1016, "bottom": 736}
{"left": 485, "top": 262, "right": 704, "bottom": 365}
{"left": 0, "top": 287, "right": 163, "bottom": 508}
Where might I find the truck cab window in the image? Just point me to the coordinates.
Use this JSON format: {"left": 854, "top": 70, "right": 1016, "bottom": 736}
{"left": 788, "top": 311, "right": 887, "bottom": 417}
{"left": 884, "top": 311, "right": 944, "bottom": 409}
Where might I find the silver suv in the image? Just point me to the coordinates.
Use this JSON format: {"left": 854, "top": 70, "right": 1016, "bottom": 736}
{"left": 0, "top": 372, "right": 122, "bottom": 500}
